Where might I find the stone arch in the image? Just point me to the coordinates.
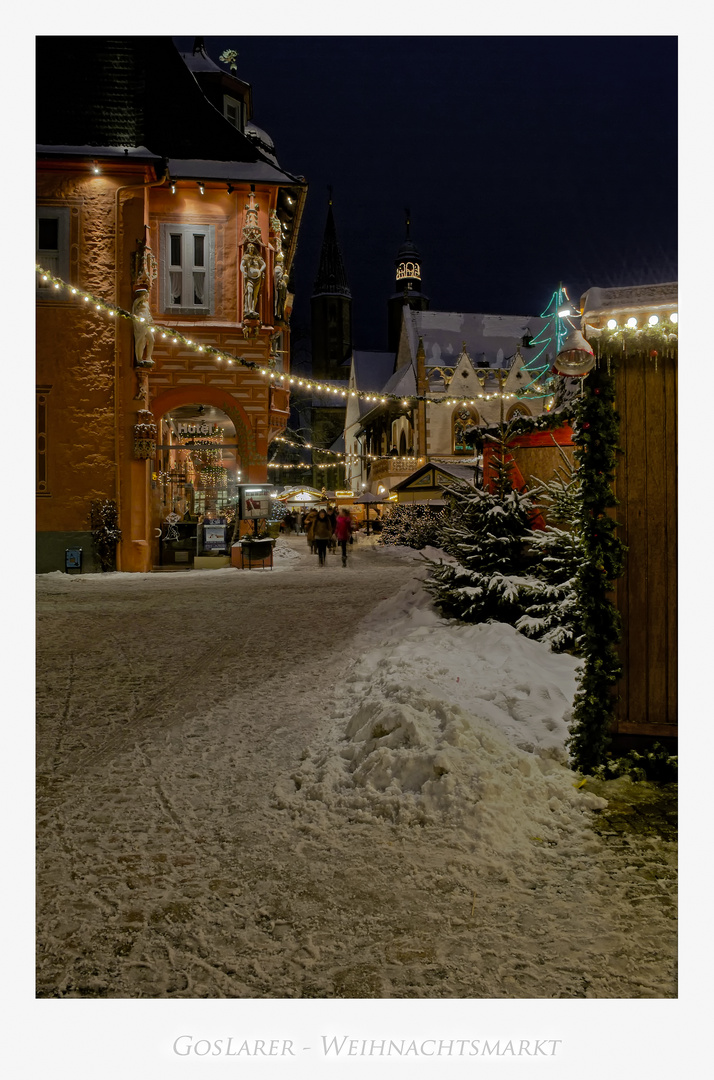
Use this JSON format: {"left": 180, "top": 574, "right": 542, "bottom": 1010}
{"left": 150, "top": 385, "right": 261, "bottom": 475}
{"left": 506, "top": 403, "right": 532, "bottom": 421}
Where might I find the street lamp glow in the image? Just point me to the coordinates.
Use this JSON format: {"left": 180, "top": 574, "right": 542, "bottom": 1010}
{"left": 626, "top": 317, "right": 638, "bottom": 328}
{"left": 648, "top": 315, "right": 659, "bottom": 326}
{"left": 607, "top": 319, "right": 617, "bottom": 330}
{"left": 670, "top": 312, "right": 678, "bottom": 324}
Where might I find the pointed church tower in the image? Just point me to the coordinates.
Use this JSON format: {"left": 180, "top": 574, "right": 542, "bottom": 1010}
{"left": 388, "top": 209, "right": 429, "bottom": 352}
{"left": 310, "top": 191, "right": 352, "bottom": 381}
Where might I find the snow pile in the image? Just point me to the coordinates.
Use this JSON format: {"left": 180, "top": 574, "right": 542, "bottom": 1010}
{"left": 276, "top": 576, "right": 605, "bottom": 860}
{"left": 272, "top": 536, "right": 303, "bottom": 564}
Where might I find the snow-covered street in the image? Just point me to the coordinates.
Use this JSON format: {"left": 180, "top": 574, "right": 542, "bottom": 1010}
{"left": 36, "top": 536, "right": 676, "bottom": 999}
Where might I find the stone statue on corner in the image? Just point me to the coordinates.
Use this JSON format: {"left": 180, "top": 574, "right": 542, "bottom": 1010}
{"left": 131, "top": 288, "right": 155, "bottom": 367}
{"left": 241, "top": 243, "right": 266, "bottom": 319}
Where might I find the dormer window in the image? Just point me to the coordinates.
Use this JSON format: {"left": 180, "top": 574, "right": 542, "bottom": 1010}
{"left": 223, "top": 95, "right": 244, "bottom": 131}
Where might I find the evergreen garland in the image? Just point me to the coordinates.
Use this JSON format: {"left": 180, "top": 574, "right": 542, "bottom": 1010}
{"left": 566, "top": 362, "right": 626, "bottom": 774}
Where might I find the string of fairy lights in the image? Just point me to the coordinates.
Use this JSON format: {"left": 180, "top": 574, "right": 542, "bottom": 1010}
{"left": 271, "top": 435, "right": 417, "bottom": 465}
{"left": 35, "top": 265, "right": 558, "bottom": 407}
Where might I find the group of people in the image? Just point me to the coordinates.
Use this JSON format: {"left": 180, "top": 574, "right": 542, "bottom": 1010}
{"left": 302, "top": 506, "right": 356, "bottom": 567}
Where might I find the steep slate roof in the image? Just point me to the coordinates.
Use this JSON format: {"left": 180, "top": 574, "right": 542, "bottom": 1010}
{"left": 313, "top": 203, "right": 351, "bottom": 297}
{"left": 352, "top": 350, "right": 395, "bottom": 415}
{"left": 35, "top": 36, "right": 302, "bottom": 185}
{"left": 402, "top": 309, "right": 549, "bottom": 369}
{"left": 381, "top": 360, "right": 417, "bottom": 397}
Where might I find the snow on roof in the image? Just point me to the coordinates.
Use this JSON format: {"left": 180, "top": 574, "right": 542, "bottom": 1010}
{"left": 580, "top": 282, "right": 678, "bottom": 314}
{"left": 37, "top": 144, "right": 162, "bottom": 161}
{"left": 404, "top": 309, "right": 548, "bottom": 369}
{"left": 167, "top": 157, "right": 301, "bottom": 184}
{"left": 392, "top": 459, "right": 478, "bottom": 491}
{"left": 381, "top": 360, "right": 417, "bottom": 397}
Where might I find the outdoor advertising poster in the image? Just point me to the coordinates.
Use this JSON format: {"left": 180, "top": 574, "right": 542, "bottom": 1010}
{"left": 240, "top": 486, "right": 272, "bottom": 519}
{"left": 202, "top": 524, "right": 226, "bottom": 550}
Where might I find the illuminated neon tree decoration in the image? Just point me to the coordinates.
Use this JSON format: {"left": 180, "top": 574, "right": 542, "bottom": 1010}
{"left": 522, "top": 283, "right": 584, "bottom": 407}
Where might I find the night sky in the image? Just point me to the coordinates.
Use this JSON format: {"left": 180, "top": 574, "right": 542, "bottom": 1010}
{"left": 185, "top": 37, "right": 677, "bottom": 351}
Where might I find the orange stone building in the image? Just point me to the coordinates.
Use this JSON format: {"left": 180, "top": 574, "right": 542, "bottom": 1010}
{"left": 36, "top": 37, "right": 306, "bottom": 572}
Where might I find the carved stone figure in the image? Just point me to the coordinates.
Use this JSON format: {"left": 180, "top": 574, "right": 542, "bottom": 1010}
{"left": 274, "top": 252, "right": 289, "bottom": 320}
{"left": 131, "top": 289, "right": 155, "bottom": 367}
{"left": 241, "top": 243, "right": 266, "bottom": 318}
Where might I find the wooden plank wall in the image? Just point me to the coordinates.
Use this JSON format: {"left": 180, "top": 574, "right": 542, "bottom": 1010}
{"left": 613, "top": 350, "right": 677, "bottom": 737}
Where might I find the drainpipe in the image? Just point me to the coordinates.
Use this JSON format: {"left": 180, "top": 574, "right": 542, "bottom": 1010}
{"left": 112, "top": 162, "right": 169, "bottom": 569}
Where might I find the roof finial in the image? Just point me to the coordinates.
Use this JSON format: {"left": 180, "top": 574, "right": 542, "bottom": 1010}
{"left": 193, "top": 37, "right": 205, "bottom": 56}
{"left": 328, "top": 184, "right": 333, "bottom": 206}
{"left": 405, "top": 206, "right": 411, "bottom": 239}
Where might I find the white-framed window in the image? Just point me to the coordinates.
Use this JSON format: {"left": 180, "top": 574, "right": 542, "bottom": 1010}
{"left": 36, "top": 207, "right": 70, "bottom": 295}
{"left": 160, "top": 223, "right": 215, "bottom": 314}
{"left": 223, "top": 95, "right": 244, "bottom": 131}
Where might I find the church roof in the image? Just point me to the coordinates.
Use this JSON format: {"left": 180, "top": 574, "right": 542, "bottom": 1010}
{"left": 382, "top": 360, "right": 417, "bottom": 397}
{"left": 352, "top": 351, "right": 395, "bottom": 392}
{"left": 403, "top": 309, "right": 549, "bottom": 369}
{"left": 313, "top": 203, "right": 351, "bottom": 297}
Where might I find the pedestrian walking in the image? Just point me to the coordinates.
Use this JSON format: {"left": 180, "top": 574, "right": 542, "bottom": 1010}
{"left": 304, "top": 508, "right": 318, "bottom": 553}
{"left": 327, "top": 504, "right": 338, "bottom": 553}
{"left": 334, "top": 507, "right": 354, "bottom": 567}
{"left": 310, "top": 508, "right": 334, "bottom": 566}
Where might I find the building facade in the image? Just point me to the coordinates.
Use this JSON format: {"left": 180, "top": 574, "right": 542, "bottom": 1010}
{"left": 36, "top": 37, "right": 307, "bottom": 572}
{"left": 345, "top": 307, "right": 578, "bottom": 497}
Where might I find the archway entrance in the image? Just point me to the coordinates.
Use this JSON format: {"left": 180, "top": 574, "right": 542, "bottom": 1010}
{"left": 153, "top": 402, "right": 242, "bottom": 568}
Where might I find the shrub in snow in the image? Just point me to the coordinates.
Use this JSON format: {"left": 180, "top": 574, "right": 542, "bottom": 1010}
{"left": 377, "top": 503, "right": 447, "bottom": 550}
{"left": 592, "top": 743, "right": 678, "bottom": 784}
{"left": 425, "top": 425, "right": 537, "bottom": 625}
{"left": 516, "top": 456, "right": 585, "bottom": 653}
{"left": 90, "top": 499, "right": 122, "bottom": 572}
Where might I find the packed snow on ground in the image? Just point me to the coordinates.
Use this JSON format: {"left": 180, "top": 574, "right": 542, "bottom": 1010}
{"left": 35, "top": 537, "right": 676, "bottom": 1001}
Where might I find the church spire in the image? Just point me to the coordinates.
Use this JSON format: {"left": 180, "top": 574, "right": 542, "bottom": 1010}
{"left": 313, "top": 191, "right": 351, "bottom": 298}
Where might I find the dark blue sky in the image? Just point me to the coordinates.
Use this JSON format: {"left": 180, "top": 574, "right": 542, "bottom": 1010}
{"left": 174, "top": 36, "right": 677, "bottom": 351}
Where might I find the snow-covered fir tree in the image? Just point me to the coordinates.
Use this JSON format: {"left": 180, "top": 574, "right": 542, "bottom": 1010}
{"left": 378, "top": 503, "right": 446, "bottom": 550}
{"left": 516, "top": 451, "right": 584, "bottom": 652}
{"left": 425, "top": 422, "right": 537, "bottom": 624}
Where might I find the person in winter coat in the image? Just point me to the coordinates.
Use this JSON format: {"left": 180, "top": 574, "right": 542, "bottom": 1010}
{"left": 326, "top": 505, "right": 338, "bottom": 552}
{"left": 303, "top": 509, "right": 318, "bottom": 552}
{"left": 334, "top": 508, "right": 354, "bottom": 566}
{"left": 310, "top": 508, "right": 334, "bottom": 566}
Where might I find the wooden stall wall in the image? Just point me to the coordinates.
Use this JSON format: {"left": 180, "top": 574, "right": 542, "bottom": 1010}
{"left": 612, "top": 350, "right": 677, "bottom": 742}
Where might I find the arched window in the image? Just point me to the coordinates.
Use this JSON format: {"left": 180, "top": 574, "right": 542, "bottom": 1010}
{"left": 506, "top": 403, "right": 532, "bottom": 422}
{"left": 452, "top": 405, "right": 480, "bottom": 454}
{"left": 399, "top": 431, "right": 407, "bottom": 456}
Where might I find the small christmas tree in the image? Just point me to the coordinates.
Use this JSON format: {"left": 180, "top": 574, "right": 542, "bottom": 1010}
{"left": 378, "top": 503, "right": 446, "bottom": 550}
{"left": 425, "top": 421, "right": 537, "bottom": 624}
{"left": 516, "top": 451, "right": 585, "bottom": 652}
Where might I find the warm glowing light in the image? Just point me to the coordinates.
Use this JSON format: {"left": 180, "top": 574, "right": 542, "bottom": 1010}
{"left": 558, "top": 308, "right": 571, "bottom": 317}
{"left": 607, "top": 319, "right": 617, "bottom": 330}
{"left": 670, "top": 312, "right": 678, "bottom": 324}
{"left": 648, "top": 315, "right": 659, "bottom": 326}
{"left": 626, "top": 318, "right": 638, "bottom": 328}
